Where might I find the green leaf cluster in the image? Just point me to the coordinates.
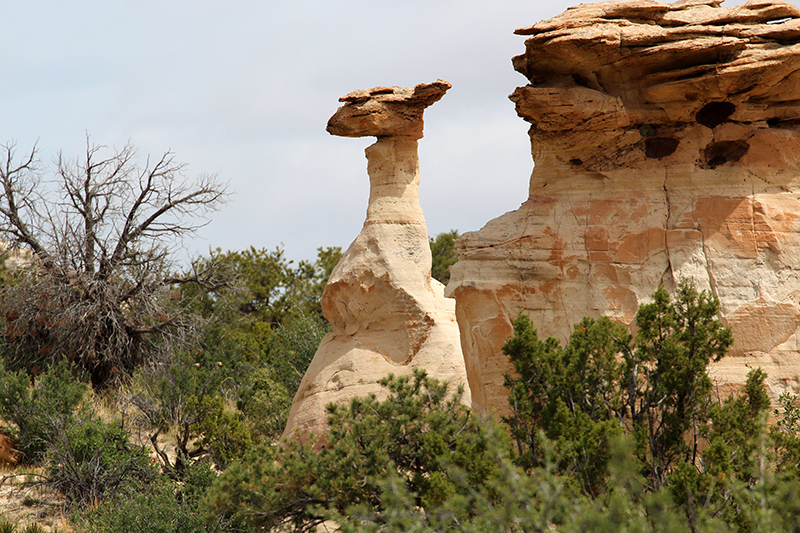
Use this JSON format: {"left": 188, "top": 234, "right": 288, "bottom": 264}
{"left": 189, "top": 394, "right": 251, "bottom": 470}
{"left": 75, "top": 462, "right": 250, "bottom": 533}
{"left": 204, "top": 370, "right": 512, "bottom": 532}
{"left": 186, "top": 245, "right": 341, "bottom": 331}
{"left": 0, "top": 359, "right": 88, "bottom": 462}
{"left": 43, "top": 411, "right": 158, "bottom": 509}
{"left": 771, "top": 391, "right": 800, "bottom": 476}
{"left": 179, "top": 247, "right": 337, "bottom": 441}
{"left": 429, "top": 230, "right": 459, "bottom": 285}
{"left": 503, "top": 313, "right": 628, "bottom": 492}
{"left": 504, "top": 280, "right": 736, "bottom": 493}
{"left": 127, "top": 354, "right": 250, "bottom": 478}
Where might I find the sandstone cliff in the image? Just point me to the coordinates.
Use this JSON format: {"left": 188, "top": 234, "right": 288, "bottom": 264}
{"left": 283, "top": 81, "right": 470, "bottom": 439}
{"left": 447, "top": 0, "right": 800, "bottom": 411}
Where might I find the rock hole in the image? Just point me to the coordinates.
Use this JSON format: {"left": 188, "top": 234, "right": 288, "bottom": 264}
{"left": 569, "top": 158, "right": 583, "bottom": 167}
{"left": 639, "top": 124, "right": 657, "bottom": 138}
{"left": 572, "top": 74, "right": 589, "bottom": 88}
{"left": 645, "top": 137, "right": 679, "bottom": 159}
{"left": 696, "top": 102, "right": 736, "bottom": 128}
{"left": 703, "top": 140, "right": 750, "bottom": 168}
{"left": 767, "top": 17, "right": 792, "bottom": 24}
{"left": 767, "top": 118, "right": 781, "bottom": 128}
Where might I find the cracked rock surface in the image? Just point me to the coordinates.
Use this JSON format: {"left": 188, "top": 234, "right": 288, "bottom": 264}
{"left": 283, "top": 81, "right": 469, "bottom": 440}
{"left": 446, "top": 0, "right": 800, "bottom": 412}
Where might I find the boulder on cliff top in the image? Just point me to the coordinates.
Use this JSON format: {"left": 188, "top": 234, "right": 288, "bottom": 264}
{"left": 326, "top": 79, "right": 451, "bottom": 139}
{"left": 510, "top": 0, "right": 800, "bottom": 169}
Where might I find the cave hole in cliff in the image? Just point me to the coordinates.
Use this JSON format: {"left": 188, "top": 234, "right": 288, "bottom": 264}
{"left": 696, "top": 102, "right": 736, "bottom": 128}
{"left": 572, "top": 74, "right": 590, "bottom": 88}
{"left": 703, "top": 140, "right": 750, "bottom": 168}
{"left": 645, "top": 137, "right": 680, "bottom": 158}
{"left": 569, "top": 158, "right": 583, "bottom": 167}
{"left": 768, "top": 118, "right": 782, "bottom": 128}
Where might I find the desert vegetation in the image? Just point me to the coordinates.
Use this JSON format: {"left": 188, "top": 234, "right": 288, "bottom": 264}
{"left": 204, "top": 281, "right": 800, "bottom": 533}
{"left": 0, "top": 141, "right": 799, "bottom": 533}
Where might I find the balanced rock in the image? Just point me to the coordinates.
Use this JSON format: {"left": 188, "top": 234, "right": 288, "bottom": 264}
{"left": 283, "top": 81, "right": 470, "bottom": 439}
{"left": 446, "top": 0, "right": 800, "bottom": 411}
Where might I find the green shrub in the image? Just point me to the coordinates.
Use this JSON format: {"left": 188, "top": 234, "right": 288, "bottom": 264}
{"left": 75, "top": 463, "right": 250, "bottom": 533}
{"left": 429, "top": 229, "right": 459, "bottom": 285}
{"left": 0, "top": 360, "right": 88, "bottom": 463}
{"left": 188, "top": 395, "right": 250, "bottom": 470}
{"left": 771, "top": 391, "right": 800, "bottom": 478}
{"left": 204, "top": 370, "right": 512, "bottom": 532}
{"left": 127, "top": 355, "right": 250, "bottom": 478}
{"left": 43, "top": 411, "right": 158, "bottom": 508}
{"left": 266, "top": 312, "right": 328, "bottom": 388}
{"left": 235, "top": 367, "right": 292, "bottom": 441}
{"left": 503, "top": 280, "right": 735, "bottom": 493}
{"left": 237, "top": 312, "right": 328, "bottom": 441}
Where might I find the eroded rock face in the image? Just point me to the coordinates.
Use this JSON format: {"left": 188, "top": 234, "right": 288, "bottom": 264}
{"left": 283, "top": 80, "right": 470, "bottom": 439}
{"left": 447, "top": 0, "right": 800, "bottom": 412}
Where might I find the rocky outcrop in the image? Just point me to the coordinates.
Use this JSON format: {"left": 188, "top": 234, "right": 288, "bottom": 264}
{"left": 447, "top": 0, "right": 800, "bottom": 411}
{"left": 283, "top": 81, "right": 470, "bottom": 439}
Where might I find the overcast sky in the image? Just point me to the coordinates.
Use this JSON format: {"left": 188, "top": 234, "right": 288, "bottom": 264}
{"left": 0, "top": 1, "right": 746, "bottom": 265}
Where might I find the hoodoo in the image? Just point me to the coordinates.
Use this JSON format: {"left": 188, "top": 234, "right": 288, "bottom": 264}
{"left": 283, "top": 81, "right": 470, "bottom": 439}
{"left": 447, "top": 0, "right": 800, "bottom": 411}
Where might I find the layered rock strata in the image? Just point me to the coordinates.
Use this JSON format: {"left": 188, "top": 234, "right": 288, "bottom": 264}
{"left": 283, "top": 80, "right": 470, "bottom": 439}
{"left": 447, "top": 0, "right": 800, "bottom": 411}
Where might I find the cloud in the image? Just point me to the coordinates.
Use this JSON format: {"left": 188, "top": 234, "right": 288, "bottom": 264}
{"left": 1, "top": 1, "right": 592, "bottom": 263}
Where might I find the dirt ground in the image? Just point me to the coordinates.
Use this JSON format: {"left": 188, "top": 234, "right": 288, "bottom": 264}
{"left": 0, "top": 465, "right": 70, "bottom": 531}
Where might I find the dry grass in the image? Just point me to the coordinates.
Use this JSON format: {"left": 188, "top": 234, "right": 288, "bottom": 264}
{"left": 0, "top": 464, "right": 70, "bottom": 531}
{"left": 0, "top": 387, "right": 142, "bottom": 532}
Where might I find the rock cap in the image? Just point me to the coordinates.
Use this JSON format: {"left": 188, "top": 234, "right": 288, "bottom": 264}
{"left": 327, "top": 79, "right": 451, "bottom": 139}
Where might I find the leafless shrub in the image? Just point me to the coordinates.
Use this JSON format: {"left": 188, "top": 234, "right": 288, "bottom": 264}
{"left": 0, "top": 139, "right": 230, "bottom": 387}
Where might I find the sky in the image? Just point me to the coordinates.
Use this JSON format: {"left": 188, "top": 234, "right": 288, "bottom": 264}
{"left": 0, "top": 1, "right": 746, "bottom": 265}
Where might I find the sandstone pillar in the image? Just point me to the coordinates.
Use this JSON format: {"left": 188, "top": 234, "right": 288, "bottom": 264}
{"left": 283, "top": 80, "right": 470, "bottom": 439}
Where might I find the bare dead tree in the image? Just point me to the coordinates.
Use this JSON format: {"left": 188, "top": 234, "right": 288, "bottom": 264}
{"left": 0, "top": 139, "right": 230, "bottom": 387}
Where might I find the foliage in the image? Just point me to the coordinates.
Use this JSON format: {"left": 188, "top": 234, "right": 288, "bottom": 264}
{"left": 503, "top": 280, "right": 735, "bottom": 494}
{"left": 204, "top": 367, "right": 799, "bottom": 533}
{"left": 429, "top": 230, "right": 458, "bottom": 285}
{"left": 0, "top": 518, "right": 51, "bottom": 533}
{"left": 665, "top": 368, "right": 772, "bottom": 531}
{"left": 187, "top": 245, "right": 341, "bottom": 331}
{"left": 503, "top": 313, "right": 628, "bottom": 492}
{"left": 266, "top": 311, "right": 329, "bottom": 389}
{"left": 631, "top": 282, "right": 733, "bottom": 489}
{"left": 125, "top": 354, "right": 250, "bottom": 478}
{"left": 41, "top": 410, "right": 158, "bottom": 509}
{"left": 333, "top": 439, "right": 575, "bottom": 533}
{"left": 181, "top": 246, "right": 336, "bottom": 444}
{"left": 0, "top": 140, "right": 228, "bottom": 388}
{"left": 75, "top": 463, "right": 251, "bottom": 533}
{"left": 0, "top": 359, "right": 88, "bottom": 463}
{"left": 203, "top": 370, "right": 511, "bottom": 532}
{"left": 236, "top": 312, "right": 330, "bottom": 441}
{"left": 704, "top": 368, "right": 770, "bottom": 483}
{"left": 188, "top": 395, "right": 251, "bottom": 470}
{"left": 235, "top": 366, "right": 292, "bottom": 441}
{"left": 771, "top": 391, "right": 800, "bottom": 477}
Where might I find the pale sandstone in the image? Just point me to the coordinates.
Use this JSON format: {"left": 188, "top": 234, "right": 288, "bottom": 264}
{"left": 283, "top": 81, "right": 470, "bottom": 440}
{"left": 447, "top": 0, "right": 800, "bottom": 412}
{"left": 0, "top": 241, "right": 32, "bottom": 271}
